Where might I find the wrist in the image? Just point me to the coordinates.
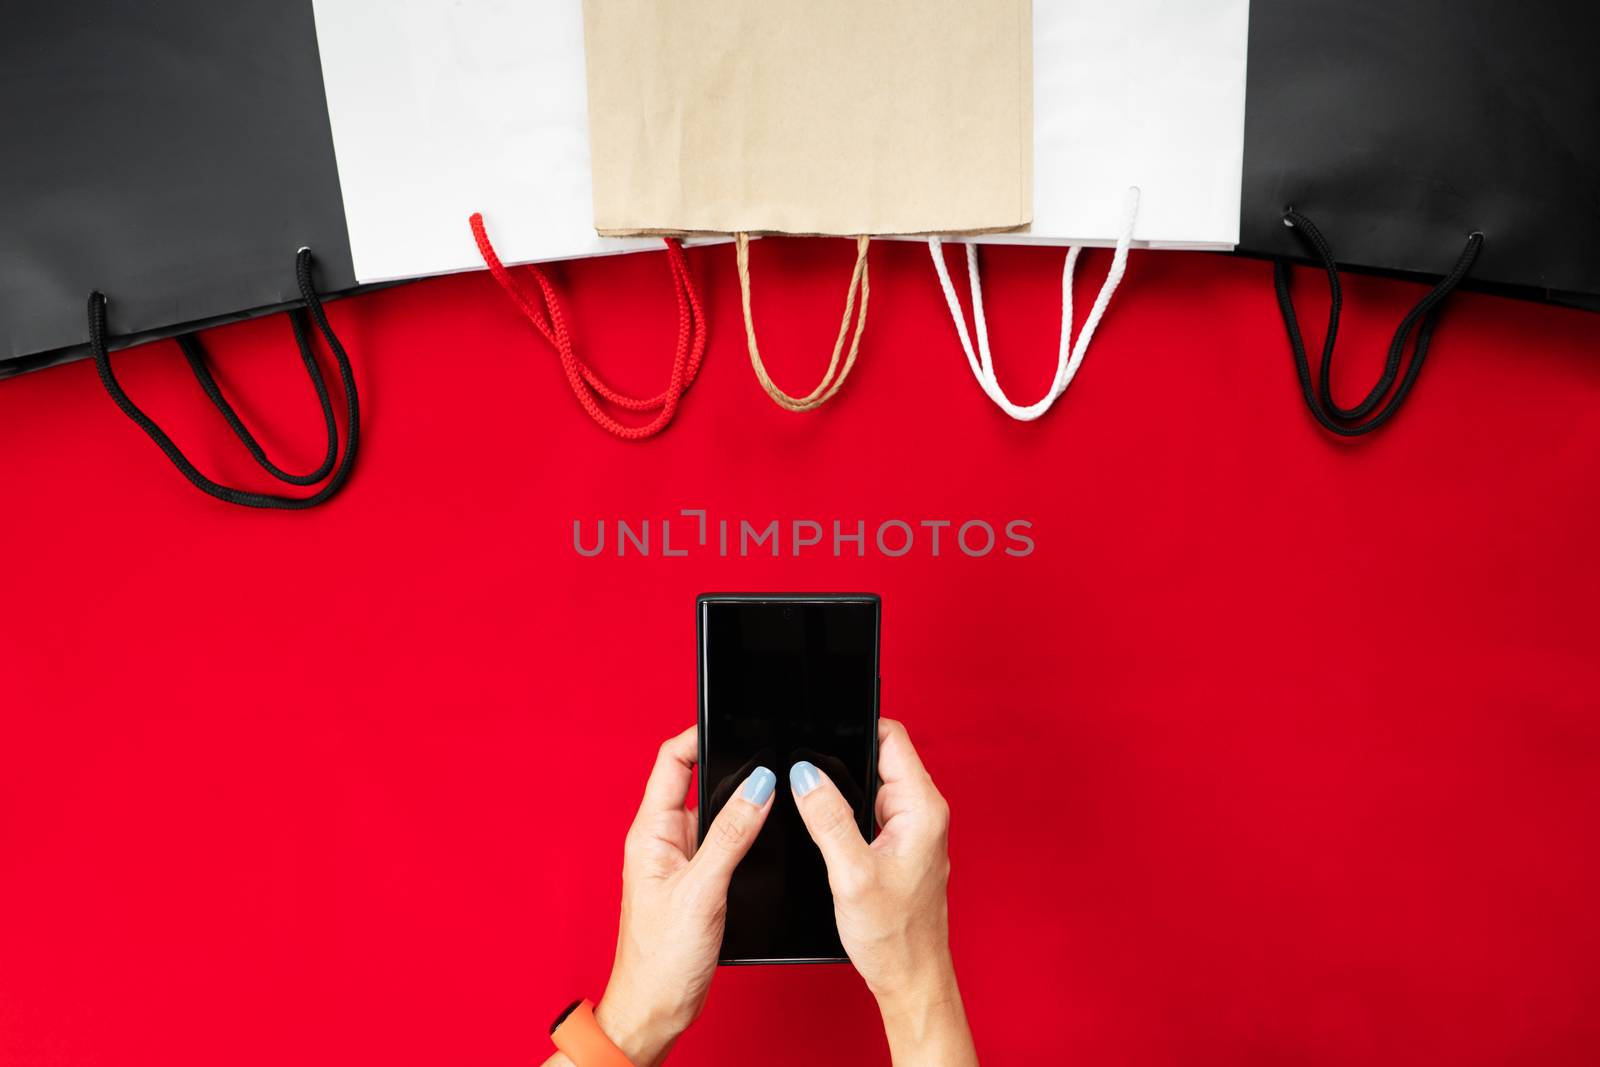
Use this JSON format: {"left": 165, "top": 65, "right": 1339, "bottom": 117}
{"left": 863, "top": 933, "right": 957, "bottom": 1011}
{"left": 873, "top": 957, "right": 975, "bottom": 1066}
{"left": 593, "top": 988, "right": 681, "bottom": 1067}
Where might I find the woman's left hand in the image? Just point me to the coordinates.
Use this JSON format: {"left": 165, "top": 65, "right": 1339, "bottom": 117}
{"left": 589, "top": 725, "right": 776, "bottom": 1066}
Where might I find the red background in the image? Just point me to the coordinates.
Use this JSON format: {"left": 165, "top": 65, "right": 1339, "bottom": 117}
{"left": 2, "top": 239, "right": 1597, "bottom": 1065}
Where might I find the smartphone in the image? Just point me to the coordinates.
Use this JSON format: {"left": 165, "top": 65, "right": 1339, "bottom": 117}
{"left": 696, "top": 593, "right": 880, "bottom": 965}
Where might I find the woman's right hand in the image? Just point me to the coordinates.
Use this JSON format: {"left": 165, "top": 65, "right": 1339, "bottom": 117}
{"left": 789, "top": 718, "right": 977, "bottom": 1066}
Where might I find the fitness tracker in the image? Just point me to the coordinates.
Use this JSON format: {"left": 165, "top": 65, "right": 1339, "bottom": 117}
{"left": 550, "top": 998, "right": 633, "bottom": 1067}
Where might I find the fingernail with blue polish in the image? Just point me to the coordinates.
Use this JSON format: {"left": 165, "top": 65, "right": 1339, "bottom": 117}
{"left": 741, "top": 766, "right": 777, "bottom": 805}
{"left": 790, "top": 760, "right": 822, "bottom": 797}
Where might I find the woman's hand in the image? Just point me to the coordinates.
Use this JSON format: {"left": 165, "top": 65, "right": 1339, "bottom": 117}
{"left": 579, "top": 726, "right": 776, "bottom": 1067}
{"left": 790, "top": 718, "right": 977, "bottom": 1066}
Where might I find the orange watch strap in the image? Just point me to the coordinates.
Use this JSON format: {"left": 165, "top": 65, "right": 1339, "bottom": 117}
{"left": 550, "top": 998, "right": 633, "bottom": 1067}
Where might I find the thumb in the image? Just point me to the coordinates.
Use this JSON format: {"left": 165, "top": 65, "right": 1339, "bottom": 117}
{"left": 790, "top": 760, "right": 871, "bottom": 876}
{"left": 687, "top": 765, "right": 776, "bottom": 893}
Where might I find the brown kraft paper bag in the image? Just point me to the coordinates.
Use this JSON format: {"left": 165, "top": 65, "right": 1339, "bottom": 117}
{"left": 582, "top": 0, "right": 1032, "bottom": 411}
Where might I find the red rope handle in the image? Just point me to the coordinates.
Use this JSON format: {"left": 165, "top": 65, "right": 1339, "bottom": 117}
{"left": 469, "top": 213, "right": 706, "bottom": 439}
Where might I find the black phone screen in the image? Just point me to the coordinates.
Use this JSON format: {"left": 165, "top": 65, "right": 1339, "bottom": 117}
{"left": 697, "top": 594, "right": 880, "bottom": 964}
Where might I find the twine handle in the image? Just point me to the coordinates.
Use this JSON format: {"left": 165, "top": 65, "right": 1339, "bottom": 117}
{"left": 735, "top": 233, "right": 870, "bottom": 412}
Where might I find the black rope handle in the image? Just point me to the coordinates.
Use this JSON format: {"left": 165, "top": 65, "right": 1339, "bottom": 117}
{"left": 1274, "top": 207, "right": 1483, "bottom": 437}
{"left": 87, "top": 248, "right": 360, "bottom": 509}
{"left": 176, "top": 314, "right": 337, "bottom": 486}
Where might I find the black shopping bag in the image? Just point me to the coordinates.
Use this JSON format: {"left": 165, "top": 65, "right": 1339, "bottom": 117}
{"left": 0, "top": 1, "right": 360, "bottom": 506}
{"left": 1237, "top": 0, "right": 1600, "bottom": 435}
{"left": 0, "top": 1, "right": 358, "bottom": 373}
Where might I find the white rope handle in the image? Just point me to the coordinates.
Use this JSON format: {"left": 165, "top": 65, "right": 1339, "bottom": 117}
{"left": 929, "top": 186, "right": 1140, "bottom": 421}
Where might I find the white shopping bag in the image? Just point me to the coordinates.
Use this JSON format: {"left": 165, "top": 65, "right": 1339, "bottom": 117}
{"left": 990, "top": 0, "right": 1250, "bottom": 252}
{"left": 312, "top": 0, "right": 725, "bottom": 441}
{"left": 928, "top": 0, "right": 1250, "bottom": 422}
{"left": 311, "top": 0, "right": 688, "bottom": 284}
